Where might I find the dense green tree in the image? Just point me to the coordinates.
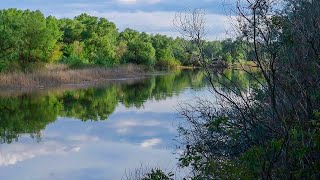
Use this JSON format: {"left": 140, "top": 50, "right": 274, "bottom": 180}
{"left": 59, "top": 13, "right": 118, "bottom": 66}
{"left": 172, "top": 38, "right": 196, "bottom": 66}
{"left": 18, "top": 10, "right": 62, "bottom": 64}
{"left": 59, "top": 18, "right": 85, "bottom": 44}
{"left": 119, "top": 28, "right": 140, "bottom": 43}
{"left": 225, "top": 52, "right": 232, "bottom": 64}
{"left": 118, "top": 29, "right": 158, "bottom": 66}
{"left": 151, "top": 34, "right": 181, "bottom": 68}
{"left": 232, "top": 39, "right": 247, "bottom": 62}
{"left": 0, "top": 9, "right": 62, "bottom": 70}
{"left": 151, "top": 34, "right": 174, "bottom": 61}
{"left": 0, "top": 9, "right": 20, "bottom": 70}
{"left": 123, "top": 39, "right": 156, "bottom": 66}
{"left": 0, "top": 8, "right": 254, "bottom": 71}
{"left": 203, "top": 41, "right": 223, "bottom": 59}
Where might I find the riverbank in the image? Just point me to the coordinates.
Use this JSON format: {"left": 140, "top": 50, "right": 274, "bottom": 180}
{"left": 0, "top": 64, "right": 149, "bottom": 90}
{"left": 0, "top": 62, "right": 255, "bottom": 94}
{"left": 230, "top": 60, "right": 257, "bottom": 70}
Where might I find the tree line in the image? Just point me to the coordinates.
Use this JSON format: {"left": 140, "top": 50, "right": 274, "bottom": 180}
{"left": 0, "top": 8, "right": 252, "bottom": 72}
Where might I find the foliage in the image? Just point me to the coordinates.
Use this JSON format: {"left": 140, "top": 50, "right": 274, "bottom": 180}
{"left": 123, "top": 39, "right": 156, "bottom": 66}
{"left": 0, "top": 9, "right": 62, "bottom": 71}
{"left": 142, "top": 169, "right": 174, "bottom": 180}
{"left": 156, "top": 59, "right": 181, "bottom": 69}
{"left": 59, "top": 13, "right": 118, "bottom": 67}
{"left": 225, "top": 52, "right": 232, "bottom": 64}
{"left": 61, "top": 55, "right": 87, "bottom": 68}
{"left": 176, "top": 0, "right": 320, "bottom": 179}
{"left": 0, "top": 9, "right": 253, "bottom": 72}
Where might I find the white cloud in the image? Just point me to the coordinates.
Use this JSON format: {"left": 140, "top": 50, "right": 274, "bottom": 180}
{"left": 116, "top": 128, "right": 129, "bottom": 134}
{"left": 140, "top": 138, "right": 162, "bottom": 148}
{"left": 118, "top": 0, "right": 137, "bottom": 4}
{"left": 110, "top": 119, "right": 162, "bottom": 135}
{"left": 54, "top": 10, "right": 234, "bottom": 40}
{"left": 0, "top": 139, "right": 177, "bottom": 180}
{"left": 64, "top": 3, "right": 106, "bottom": 8}
{"left": 67, "top": 135, "right": 100, "bottom": 142}
{"left": 117, "top": 0, "right": 161, "bottom": 5}
{"left": 113, "top": 119, "right": 162, "bottom": 128}
{"left": 0, "top": 142, "right": 80, "bottom": 166}
{"left": 89, "top": 11, "right": 173, "bottom": 30}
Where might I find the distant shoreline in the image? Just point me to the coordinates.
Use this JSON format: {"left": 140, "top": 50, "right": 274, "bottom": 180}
{"left": 0, "top": 64, "right": 197, "bottom": 96}
{"left": 0, "top": 63, "right": 253, "bottom": 96}
{"left": 0, "top": 64, "right": 152, "bottom": 91}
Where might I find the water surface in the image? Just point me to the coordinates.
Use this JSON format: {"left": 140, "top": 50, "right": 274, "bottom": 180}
{"left": 0, "top": 69, "right": 252, "bottom": 179}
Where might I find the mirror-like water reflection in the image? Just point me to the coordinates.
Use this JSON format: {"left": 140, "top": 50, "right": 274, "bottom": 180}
{"left": 0, "top": 69, "right": 255, "bottom": 179}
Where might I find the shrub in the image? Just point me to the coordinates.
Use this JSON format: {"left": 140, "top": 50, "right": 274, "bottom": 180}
{"left": 156, "top": 58, "right": 181, "bottom": 69}
{"left": 94, "top": 54, "right": 119, "bottom": 68}
{"left": 225, "top": 52, "right": 233, "bottom": 64}
{"left": 61, "top": 55, "right": 88, "bottom": 68}
{"left": 142, "top": 169, "right": 174, "bottom": 180}
{"left": 0, "top": 60, "right": 46, "bottom": 73}
{"left": 22, "top": 62, "right": 46, "bottom": 72}
{"left": 123, "top": 40, "right": 156, "bottom": 66}
{"left": 0, "top": 59, "right": 9, "bottom": 72}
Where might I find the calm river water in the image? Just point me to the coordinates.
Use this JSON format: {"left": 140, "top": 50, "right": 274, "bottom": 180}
{"left": 0, "top": 69, "right": 252, "bottom": 179}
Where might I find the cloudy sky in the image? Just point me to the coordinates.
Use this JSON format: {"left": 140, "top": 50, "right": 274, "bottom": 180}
{"left": 1, "top": 0, "right": 236, "bottom": 40}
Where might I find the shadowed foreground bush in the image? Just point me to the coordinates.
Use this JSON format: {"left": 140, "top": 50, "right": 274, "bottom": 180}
{"left": 122, "top": 166, "right": 174, "bottom": 180}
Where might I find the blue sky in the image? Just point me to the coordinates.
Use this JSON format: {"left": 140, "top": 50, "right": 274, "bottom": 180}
{"left": 1, "top": 0, "right": 236, "bottom": 40}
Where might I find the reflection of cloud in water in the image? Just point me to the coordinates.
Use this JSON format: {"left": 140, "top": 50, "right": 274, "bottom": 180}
{"left": 114, "top": 88, "right": 212, "bottom": 114}
{"left": 113, "top": 119, "right": 161, "bottom": 127}
{"left": 67, "top": 135, "right": 100, "bottom": 142}
{"left": 115, "top": 96, "right": 183, "bottom": 114}
{"left": 140, "top": 138, "right": 162, "bottom": 148}
{"left": 0, "top": 71, "right": 210, "bottom": 179}
{"left": 111, "top": 119, "right": 162, "bottom": 135}
{"left": 0, "top": 142, "right": 80, "bottom": 166}
{"left": 0, "top": 139, "right": 177, "bottom": 180}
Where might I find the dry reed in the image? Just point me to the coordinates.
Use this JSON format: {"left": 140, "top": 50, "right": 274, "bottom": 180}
{"left": 0, "top": 64, "right": 146, "bottom": 89}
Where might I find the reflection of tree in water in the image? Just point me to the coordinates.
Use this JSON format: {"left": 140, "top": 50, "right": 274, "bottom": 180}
{"left": 211, "top": 69, "right": 263, "bottom": 93}
{"left": 61, "top": 87, "right": 118, "bottom": 121}
{"left": 0, "top": 69, "right": 250, "bottom": 143}
{"left": 119, "top": 77, "right": 156, "bottom": 108}
{"left": 152, "top": 70, "right": 205, "bottom": 100}
{"left": 118, "top": 70, "right": 208, "bottom": 107}
{"left": 0, "top": 95, "right": 63, "bottom": 143}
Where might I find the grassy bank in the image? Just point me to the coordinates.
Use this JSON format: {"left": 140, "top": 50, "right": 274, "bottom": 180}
{"left": 0, "top": 64, "right": 148, "bottom": 90}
